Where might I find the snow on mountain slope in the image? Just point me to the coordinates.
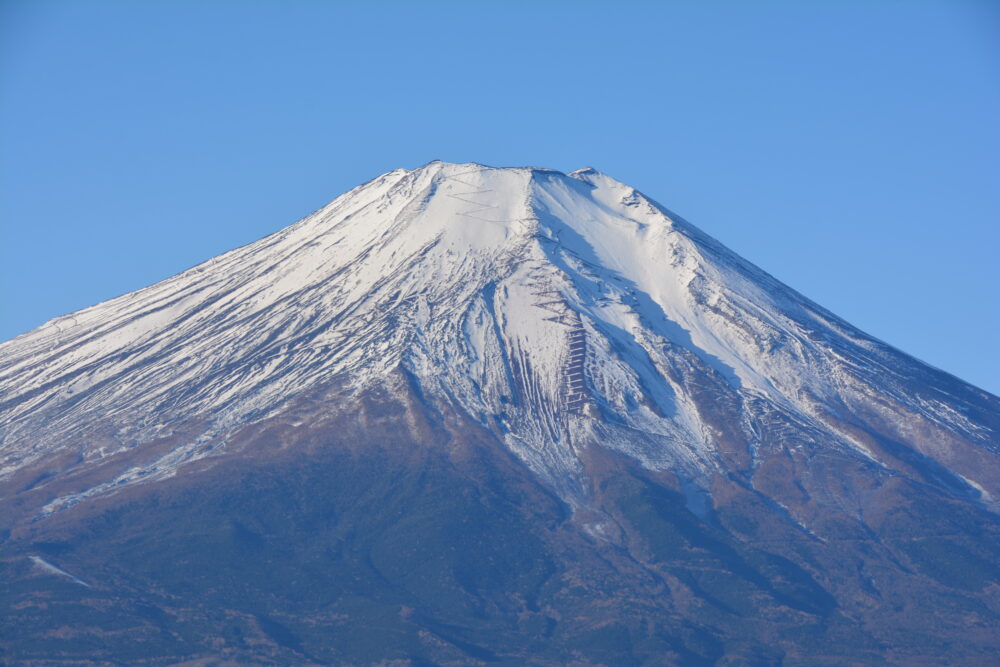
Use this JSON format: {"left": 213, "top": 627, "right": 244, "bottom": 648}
{"left": 1, "top": 162, "right": 997, "bottom": 515}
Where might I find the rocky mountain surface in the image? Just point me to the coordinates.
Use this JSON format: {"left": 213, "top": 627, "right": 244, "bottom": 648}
{"left": 2, "top": 162, "right": 999, "bottom": 665}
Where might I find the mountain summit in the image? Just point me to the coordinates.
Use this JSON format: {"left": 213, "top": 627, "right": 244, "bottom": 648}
{"left": 3, "top": 162, "right": 1000, "bottom": 664}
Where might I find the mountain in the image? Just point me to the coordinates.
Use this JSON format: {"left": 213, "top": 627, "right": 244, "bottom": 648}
{"left": 2, "top": 161, "right": 999, "bottom": 665}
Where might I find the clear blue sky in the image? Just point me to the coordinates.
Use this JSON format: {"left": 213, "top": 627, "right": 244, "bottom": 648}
{"left": 2, "top": 0, "right": 998, "bottom": 395}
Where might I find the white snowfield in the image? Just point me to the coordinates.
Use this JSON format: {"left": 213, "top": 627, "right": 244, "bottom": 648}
{"left": 0, "top": 162, "right": 996, "bottom": 512}
{"left": 28, "top": 555, "right": 91, "bottom": 588}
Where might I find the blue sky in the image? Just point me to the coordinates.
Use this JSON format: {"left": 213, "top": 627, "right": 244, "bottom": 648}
{"left": 2, "top": 0, "right": 998, "bottom": 394}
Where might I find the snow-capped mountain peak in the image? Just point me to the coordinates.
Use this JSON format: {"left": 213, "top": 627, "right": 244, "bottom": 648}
{"left": 1, "top": 162, "right": 997, "bottom": 515}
